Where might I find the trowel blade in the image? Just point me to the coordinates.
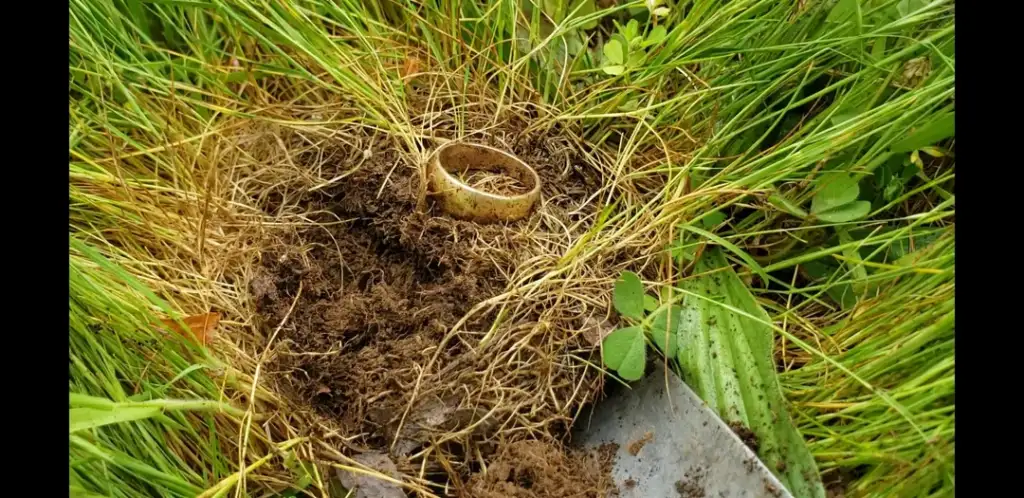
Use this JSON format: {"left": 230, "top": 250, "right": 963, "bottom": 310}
{"left": 573, "top": 362, "right": 793, "bottom": 498}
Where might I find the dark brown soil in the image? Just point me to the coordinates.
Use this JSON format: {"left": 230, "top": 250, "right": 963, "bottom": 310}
{"left": 674, "top": 465, "right": 707, "bottom": 498}
{"left": 248, "top": 116, "right": 605, "bottom": 490}
{"left": 823, "top": 467, "right": 864, "bottom": 498}
{"left": 763, "top": 478, "right": 783, "bottom": 498}
{"left": 728, "top": 421, "right": 760, "bottom": 455}
{"left": 465, "top": 440, "right": 618, "bottom": 498}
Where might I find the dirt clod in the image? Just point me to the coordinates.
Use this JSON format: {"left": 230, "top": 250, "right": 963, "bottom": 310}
{"left": 627, "top": 431, "right": 654, "bottom": 456}
{"left": 466, "top": 440, "right": 618, "bottom": 498}
{"left": 764, "top": 479, "right": 783, "bottom": 498}
{"left": 728, "top": 421, "right": 760, "bottom": 454}
{"left": 674, "top": 465, "right": 707, "bottom": 498}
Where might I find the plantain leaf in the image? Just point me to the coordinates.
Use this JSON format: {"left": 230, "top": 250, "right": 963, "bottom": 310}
{"left": 614, "top": 271, "right": 645, "bottom": 319}
{"left": 675, "top": 248, "right": 825, "bottom": 498}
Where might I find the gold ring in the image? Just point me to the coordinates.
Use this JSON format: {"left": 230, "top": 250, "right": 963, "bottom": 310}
{"left": 428, "top": 142, "right": 542, "bottom": 223}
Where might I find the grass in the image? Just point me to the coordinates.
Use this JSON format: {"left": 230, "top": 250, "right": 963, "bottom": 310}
{"left": 69, "top": 0, "right": 954, "bottom": 496}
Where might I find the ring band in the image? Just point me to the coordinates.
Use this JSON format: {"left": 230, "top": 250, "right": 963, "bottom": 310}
{"left": 428, "top": 142, "right": 542, "bottom": 223}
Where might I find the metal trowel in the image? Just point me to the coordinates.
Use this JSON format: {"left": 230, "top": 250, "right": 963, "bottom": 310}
{"left": 573, "top": 362, "right": 794, "bottom": 498}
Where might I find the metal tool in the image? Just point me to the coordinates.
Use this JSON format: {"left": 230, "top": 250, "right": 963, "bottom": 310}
{"left": 573, "top": 363, "right": 794, "bottom": 498}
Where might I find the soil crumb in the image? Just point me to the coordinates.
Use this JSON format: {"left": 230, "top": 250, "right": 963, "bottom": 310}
{"left": 627, "top": 431, "right": 654, "bottom": 456}
{"left": 456, "top": 169, "right": 531, "bottom": 195}
{"left": 823, "top": 467, "right": 864, "bottom": 498}
{"left": 763, "top": 478, "right": 783, "bottom": 498}
{"left": 466, "top": 440, "right": 618, "bottom": 498}
{"left": 674, "top": 465, "right": 707, "bottom": 498}
{"left": 728, "top": 421, "right": 760, "bottom": 454}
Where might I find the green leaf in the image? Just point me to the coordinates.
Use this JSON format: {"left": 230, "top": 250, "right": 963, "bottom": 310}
{"left": 602, "top": 39, "right": 625, "bottom": 65}
{"left": 671, "top": 241, "right": 699, "bottom": 263}
{"left": 627, "top": 50, "right": 646, "bottom": 68}
{"left": 811, "top": 174, "right": 860, "bottom": 215}
{"left": 871, "top": 37, "right": 886, "bottom": 61}
{"left": 816, "top": 200, "right": 872, "bottom": 223}
{"left": 650, "top": 305, "right": 681, "bottom": 357}
{"left": 645, "top": 25, "right": 667, "bottom": 46}
{"left": 768, "top": 193, "right": 808, "bottom": 219}
{"left": 571, "top": 0, "right": 598, "bottom": 30}
{"left": 602, "top": 64, "right": 626, "bottom": 75}
{"left": 70, "top": 406, "right": 161, "bottom": 433}
{"left": 625, "top": 19, "right": 639, "bottom": 41}
{"left": 889, "top": 113, "right": 955, "bottom": 153}
{"left": 883, "top": 182, "right": 902, "bottom": 201}
{"left": 679, "top": 224, "right": 769, "bottom": 286}
{"left": 677, "top": 248, "right": 826, "bottom": 497}
{"left": 897, "top": 0, "right": 927, "bottom": 17}
{"left": 826, "top": 0, "right": 857, "bottom": 23}
{"left": 701, "top": 211, "right": 727, "bottom": 229}
{"left": 602, "top": 326, "right": 646, "bottom": 381}
{"left": 618, "top": 99, "right": 639, "bottom": 112}
{"left": 831, "top": 111, "right": 859, "bottom": 127}
{"left": 643, "top": 294, "right": 659, "bottom": 312}
{"left": 614, "top": 271, "right": 645, "bottom": 319}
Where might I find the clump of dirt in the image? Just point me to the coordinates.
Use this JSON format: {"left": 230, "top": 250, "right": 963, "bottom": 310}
{"left": 456, "top": 169, "right": 531, "bottom": 196}
{"left": 627, "top": 431, "right": 654, "bottom": 456}
{"left": 466, "top": 440, "right": 618, "bottom": 498}
{"left": 823, "top": 467, "right": 865, "bottom": 498}
{"left": 763, "top": 478, "right": 783, "bottom": 498}
{"left": 728, "top": 421, "right": 760, "bottom": 454}
{"left": 674, "top": 465, "right": 707, "bottom": 498}
{"left": 247, "top": 110, "right": 608, "bottom": 487}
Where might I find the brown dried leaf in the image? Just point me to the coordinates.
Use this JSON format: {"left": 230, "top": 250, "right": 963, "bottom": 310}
{"left": 400, "top": 56, "right": 421, "bottom": 80}
{"left": 159, "top": 312, "right": 221, "bottom": 346}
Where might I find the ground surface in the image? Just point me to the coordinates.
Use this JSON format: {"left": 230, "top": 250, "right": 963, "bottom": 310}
{"left": 249, "top": 119, "right": 612, "bottom": 491}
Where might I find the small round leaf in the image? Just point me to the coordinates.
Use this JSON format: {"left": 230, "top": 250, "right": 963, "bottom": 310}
{"left": 614, "top": 271, "right": 645, "bottom": 319}
{"left": 602, "top": 326, "right": 646, "bottom": 381}
{"left": 650, "top": 305, "right": 681, "bottom": 357}
{"left": 811, "top": 174, "right": 860, "bottom": 214}
{"left": 603, "top": 39, "right": 624, "bottom": 65}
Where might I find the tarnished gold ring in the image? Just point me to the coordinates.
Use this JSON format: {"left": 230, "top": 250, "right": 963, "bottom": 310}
{"left": 428, "top": 142, "right": 541, "bottom": 223}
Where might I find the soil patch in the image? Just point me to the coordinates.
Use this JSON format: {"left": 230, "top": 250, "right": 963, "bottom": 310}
{"left": 823, "top": 466, "right": 865, "bottom": 498}
{"left": 674, "top": 465, "right": 707, "bottom": 498}
{"left": 248, "top": 114, "right": 607, "bottom": 489}
{"left": 466, "top": 440, "right": 618, "bottom": 498}
{"left": 728, "top": 421, "right": 760, "bottom": 454}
